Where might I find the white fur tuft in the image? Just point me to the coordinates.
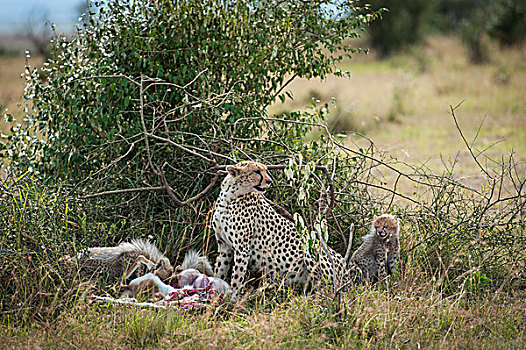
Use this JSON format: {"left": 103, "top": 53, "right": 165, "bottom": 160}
{"left": 84, "top": 238, "right": 166, "bottom": 263}
{"left": 181, "top": 250, "right": 214, "bottom": 276}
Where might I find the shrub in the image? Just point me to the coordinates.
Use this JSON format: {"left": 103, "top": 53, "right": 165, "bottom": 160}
{"left": 2, "top": 0, "right": 379, "bottom": 249}
{"left": 487, "top": 0, "right": 526, "bottom": 46}
{"left": 361, "top": 0, "right": 437, "bottom": 57}
{"left": 4, "top": 0, "right": 376, "bottom": 180}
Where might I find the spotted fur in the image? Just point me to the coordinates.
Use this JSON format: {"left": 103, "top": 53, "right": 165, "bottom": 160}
{"left": 349, "top": 214, "right": 400, "bottom": 282}
{"left": 212, "top": 161, "right": 348, "bottom": 294}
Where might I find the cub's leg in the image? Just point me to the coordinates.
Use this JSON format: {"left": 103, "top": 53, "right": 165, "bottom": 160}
{"left": 387, "top": 252, "right": 398, "bottom": 276}
{"left": 376, "top": 252, "right": 388, "bottom": 281}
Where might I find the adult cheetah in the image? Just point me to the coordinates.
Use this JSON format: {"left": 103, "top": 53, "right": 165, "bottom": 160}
{"left": 212, "top": 161, "right": 347, "bottom": 294}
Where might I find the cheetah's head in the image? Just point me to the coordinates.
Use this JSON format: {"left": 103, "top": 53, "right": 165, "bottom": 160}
{"left": 222, "top": 161, "right": 272, "bottom": 198}
{"left": 372, "top": 214, "right": 399, "bottom": 240}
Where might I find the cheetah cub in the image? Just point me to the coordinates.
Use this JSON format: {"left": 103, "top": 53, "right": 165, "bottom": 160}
{"left": 76, "top": 239, "right": 173, "bottom": 282}
{"left": 349, "top": 214, "right": 400, "bottom": 282}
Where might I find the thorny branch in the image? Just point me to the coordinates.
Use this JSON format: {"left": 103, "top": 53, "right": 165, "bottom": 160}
{"left": 449, "top": 101, "right": 493, "bottom": 179}
{"left": 343, "top": 224, "right": 355, "bottom": 262}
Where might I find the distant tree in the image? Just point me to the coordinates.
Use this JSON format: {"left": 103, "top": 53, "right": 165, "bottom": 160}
{"left": 365, "top": 0, "right": 525, "bottom": 60}
{"left": 460, "top": 11, "right": 490, "bottom": 63}
{"left": 23, "top": 9, "right": 52, "bottom": 57}
{"left": 435, "top": 0, "right": 490, "bottom": 31}
{"left": 487, "top": 0, "right": 526, "bottom": 46}
{"left": 361, "top": 0, "right": 437, "bottom": 57}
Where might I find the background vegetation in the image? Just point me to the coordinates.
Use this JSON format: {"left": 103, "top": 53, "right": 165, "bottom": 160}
{"left": 363, "top": 0, "right": 526, "bottom": 60}
{"left": 0, "top": 0, "right": 525, "bottom": 348}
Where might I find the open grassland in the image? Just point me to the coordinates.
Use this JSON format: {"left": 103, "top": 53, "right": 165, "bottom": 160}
{"left": 270, "top": 36, "right": 526, "bottom": 188}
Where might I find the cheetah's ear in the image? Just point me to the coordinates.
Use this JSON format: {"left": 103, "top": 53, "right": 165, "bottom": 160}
{"left": 373, "top": 214, "right": 377, "bottom": 221}
{"left": 226, "top": 165, "right": 240, "bottom": 177}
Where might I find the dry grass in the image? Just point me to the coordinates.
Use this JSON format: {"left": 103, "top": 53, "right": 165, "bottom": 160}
{"left": 0, "top": 54, "right": 42, "bottom": 134}
{"left": 1, "top": 274, "right": 524, "bottom": 349}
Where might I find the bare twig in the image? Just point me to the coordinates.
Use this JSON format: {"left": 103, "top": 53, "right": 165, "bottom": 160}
{"left": 157, "top": 170, "right": 225, "bottom": 207}
{"left": 267, "top": 73, "right": 298, "bottom": 108}
{"left": 354, "top": 180, "right": 420, "bottom": 205}
{"left": 146, "top": 133, "right": 217, "bottom": 165}
{"left": 91, "top": 74, "right": 141, "bottom": 86}
{"left": 449, "top": 102, "right": 492, "bottom": 179}
{"left": 343, "top": 223, "right": 355, "bottom": 262}
{"left": 80, "top": 186, "right": 165, "bottom": 199}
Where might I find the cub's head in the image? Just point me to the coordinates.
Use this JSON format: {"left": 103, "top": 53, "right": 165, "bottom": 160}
{"left": 372, "top": 214, "right": 399, "bottom": 240}
{"left": 222, "top": 161, "right": 272, "bottom": 198}
{"left": 153, "top": 257, "right": 173, "bottom": 280}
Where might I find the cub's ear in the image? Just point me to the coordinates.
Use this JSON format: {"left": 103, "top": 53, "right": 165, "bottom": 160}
{"left": 373, "top": 214, "right": 377, "bottom": 221}
{"left": 226, "top": 165, "right": 239, "bottom": 177}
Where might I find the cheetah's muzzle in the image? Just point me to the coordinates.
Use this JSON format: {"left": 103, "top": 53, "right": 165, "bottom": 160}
{"left": 254, "top": 184, "right": 267, "bottom": 192}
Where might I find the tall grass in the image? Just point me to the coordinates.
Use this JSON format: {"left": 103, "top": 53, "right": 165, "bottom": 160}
{"left": 1, "top": 271, "right": 524, "bottom": 349}
{"left": 1, "top": 172, "right": 525, "bottom": 348}
{"left": 0, "top": 173, "right": 82, "bottom": 323}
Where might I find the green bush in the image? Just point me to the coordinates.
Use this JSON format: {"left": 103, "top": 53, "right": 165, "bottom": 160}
{"left": 2, "top": 0, "right": 381, "bottom": 266}
{"left": 487, "top": 0, "right": 526, "bottom": 46}
{"left": 5, "top": 0, "right": 376, "bottom": 179}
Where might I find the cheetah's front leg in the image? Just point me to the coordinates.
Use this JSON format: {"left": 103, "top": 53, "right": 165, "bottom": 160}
{"left": 215, "top": 240, "right": 233, "bottom": 280}
{"left": 230, "top": 249, "right": 250, "bottom": 294}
